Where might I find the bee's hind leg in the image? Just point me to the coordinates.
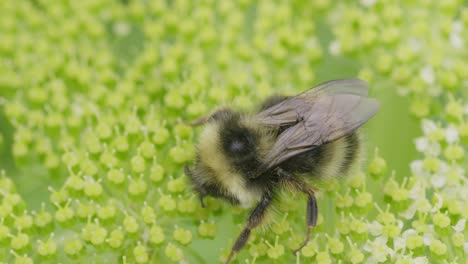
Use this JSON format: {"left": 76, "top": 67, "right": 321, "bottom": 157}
{"left": 276, "top": 168, "right": 318, "bottom": 255}
{"left": 225, "top": 192, "right": 273, "bottom": 264}
{"left": 293, "top": 194, "right": 317, "bottom": 255}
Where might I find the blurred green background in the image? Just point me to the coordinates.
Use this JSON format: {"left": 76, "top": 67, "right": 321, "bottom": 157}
{"left": 0, "top": 0, "right": 466, "bottom": 263}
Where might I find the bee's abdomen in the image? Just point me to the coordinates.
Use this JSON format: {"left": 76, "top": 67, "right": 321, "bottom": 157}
{"left": 338, "top": 133, "right": 360, "bottom": 175}
{"left": 279, "top": 133, "right": 361, "bottom": 179}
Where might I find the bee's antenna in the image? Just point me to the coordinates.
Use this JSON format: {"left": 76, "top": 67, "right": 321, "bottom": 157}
{"left": 184, "top": 116, "right": 209, "bottom": 126}
{"left": 183, "top": 164, "right": 193, "bottom": 176}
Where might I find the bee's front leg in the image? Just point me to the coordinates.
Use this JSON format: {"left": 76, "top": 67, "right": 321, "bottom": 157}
{"left": 226, "top": 192, "right": 273, "bottom": 264}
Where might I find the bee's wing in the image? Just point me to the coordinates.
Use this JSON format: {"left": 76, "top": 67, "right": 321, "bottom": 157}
{"left": 254, "top": 79, "right": 379, "bottom": 176}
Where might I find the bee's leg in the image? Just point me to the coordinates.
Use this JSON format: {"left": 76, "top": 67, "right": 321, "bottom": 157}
{"left": 226, "top": 193, "right": 273, "bottom": 264}
{"left": 293, "top": 194, "right": 317, "bottom": 255}
{"left": 276, "top": 168, "right": 318, "bottom": 255}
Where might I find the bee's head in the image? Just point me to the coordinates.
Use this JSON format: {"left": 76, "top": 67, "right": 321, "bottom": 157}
{"left": 184, "top": 109, "right": 266, "bottom": 208}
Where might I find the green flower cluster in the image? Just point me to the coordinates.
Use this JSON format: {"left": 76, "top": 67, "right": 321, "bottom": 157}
{"left": 329, "top": 0, "right": 468, "bottom": 117}
{"left": 0, "top": 0, "right": 466, "bottom": 263}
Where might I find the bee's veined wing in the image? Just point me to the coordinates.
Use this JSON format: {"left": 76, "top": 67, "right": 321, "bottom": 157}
{"left": 254, "top": 79, "right": 379, "bottom": 176}
{"left": 256, "top": 78, "right": 369, "bottom": 126}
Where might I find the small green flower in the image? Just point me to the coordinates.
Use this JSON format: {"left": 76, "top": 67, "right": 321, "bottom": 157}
{"left": 123, "top": 215, "right": 139, "bottom": 234}
{"left": 173, "top": 226, "right": 193, "bottom": 245}
{"left": 10, "top": 252, "right": 33, "bottom": 264}
{"left": 64, "top": 238, "right": 83, "bottom": 256}
{"left": 130, "top": 155, "right": 146, "bottom": 174}
{"left": 266, "top": 236, "right": 285, "bottom": 259}
{"left": 11, "top": 232, "right": 30, "bottom": 250}
{"left": 37, "top": 234, "right": 57, "bottom": 257}
{"left": 368, "top": 149, "right": 388, "bottom": 179}
{"left": 149, "top": 225, "right": 165, "bottom": 245}
{"left": 198, "top": 221, "right": 216, "bottom": 238}
{"left": 107, "top": 228, "right": 124, "bottom": 249}
{"left": 164, "top": 243, "right": 183, "bottom": 262}
{"left": 429, "top": 239, "right": 447, "bottom": 257}
{"left": 128, "top": 176, "right": 148, "bottom": 196}
{"left": 133, "top": 243, "right": 149, "bottom": 263}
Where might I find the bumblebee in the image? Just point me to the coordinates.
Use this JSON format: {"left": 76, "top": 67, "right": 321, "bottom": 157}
{"left": 184, "top": 79, "right": 380, "bottom": 263}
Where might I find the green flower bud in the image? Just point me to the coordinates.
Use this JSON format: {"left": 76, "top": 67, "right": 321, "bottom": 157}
{"left": 131, "top": 155, "right": 146, "bottom": 174}
{"left": 433, "top": 212, "right": 450, "bottom": 235}
{"left": 444, "top": 145, "right": 464, "bottom": 161}
{"left": 271, "top": 214, "right": 290, "bottom": 235}
{"left": 34, "top": 205, "right": 52, "bottom": 228}
{"left": 83, "top": 178, "right": 103, "bottom": 198}
{"left": 316, "top": 251, "right": 332, "bottom": 264}
{"left": 349, "top": 247, "right": 364, "bottom": 263}
{"left": 11, "top": 233, "right": 30, "bottom": 250}
{"left": 66, "top": 174, "right": 84, "bottom": 191}
{"left": 164, "top": 243, "right": 183, "bottom": 262}
{"left": 266, "top": 237, "right": 284, "bottom": 259}
{"left": 177, "top": 198, "right": 197, "bottom": 214}
{"left": 150, "top": 225, "right": 165, "bottom": 245}
{"left": 62, "top": 151, "right": 79, "bottom": 168}
{"left": 0, "top": 222, "right": 10, "bottom": 241}
{"left": 158, "top": 193, "right": 176, "bottom": 212}
{"left": 113, "top": 135, "right": 129, "bottom": 153}
{"left": 91, "top": 225, "right": 108, "bottom": 245}
{"left": 381, "top": 223, "right": 401, "bottom": 238}
{"left": 128, "top": 177, "right": 148, "bottom": 196}
{"left": 107, "top": 169, "right": 125, "bottom": 185}
{"left": 49, "top": 188, "right": 69, "bottom": 205}
{"left": 150, "top": 164, "right": 165, "bottom": 183}
{"left": 327, "top": 237, "right": 344, "bottom": 255}
{"left": 368, "top": 149, "right": 387, "bottom": 178}
{"left": 422, "top": 157, "right": 441, "bottom": 173}
{"left": 107, "top": 228, "right": 124, "bottom": 248}
{"left": 12, "top": 254, "right": 33, "bottom": 264}
{"left": 97, "top": 203, "right": 116, "bottom": 221}
{"left": 54, "top": 204, "right": 74, "bottom": 223}
{"left": 445, "top": 99, "right": 464, "bottom": 122}
{"left": 152, "top": 127, "right": 170, "bottom": 145}
{"left": 167, "top": 177, "right": 186, "bottom": 194}
{"left": 139, "top": 141, "right": 156, "bottom": 159}
{"left": 80, "top": 159, "right": 98, "bottom": 177}
{"left": 96, "top": 123, "right": 112, "bottom": 140}
{"left": 37, "top": 236, "right": 57, "bottom": 257}
{"left": 429, "top": 239, "right": 447, "bottom": 256}
{"left": 64, "top": 238, "right": 83, "bottom": 256}
{"left": 335, "top": 192, "right": 354, "bottom": 209}
{"left": 140, "top": 203, "right": 156, "bottom": 224}
{"left": 406, "top": 234, "right": 424, "bottom": 251}
{"left": 14, "top": 213, "right": 33, "bottom": 230}
{"left": 451, "top": 233, "right": 464, "bottom": 248}
{"left": 354, "top": 191, "right": 373, "bottom": 210}
{"left": 173, "top": 226, "right": 192, "bottom": 245}
{"left": 174, "top": 123, "right": 192, "bottom": 139}
{"left": 198, "top": 221, "right": 216, "bottom": 238}
{"left": 123, "top": 215, "right": 139, "bottom": 234}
